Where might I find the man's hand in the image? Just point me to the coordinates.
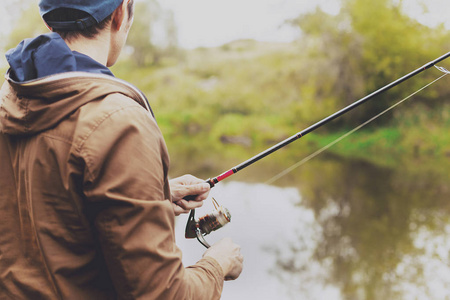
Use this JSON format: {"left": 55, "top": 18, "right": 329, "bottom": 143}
{"left": 169, "top": 174, "right": 211, "bottom": 216}
{"left": 203, "top": 238, "right": 244, "bottom": 281}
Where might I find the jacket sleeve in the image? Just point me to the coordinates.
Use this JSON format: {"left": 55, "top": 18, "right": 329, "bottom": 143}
{"left": 79, "top": 97, "right": 224, "bottom": 300}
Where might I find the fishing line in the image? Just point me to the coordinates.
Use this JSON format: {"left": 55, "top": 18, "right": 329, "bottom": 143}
{"left": 264, "top": 68, "right": 449, "bottom": 185}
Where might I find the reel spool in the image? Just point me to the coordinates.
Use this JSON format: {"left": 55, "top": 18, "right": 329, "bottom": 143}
{"left": 185, "top": 198, "right": 231, "bottom": 248}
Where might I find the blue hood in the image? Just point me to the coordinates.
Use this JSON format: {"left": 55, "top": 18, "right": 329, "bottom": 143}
{"left": 5, "top": 32, "right": 113, "bottom": 82}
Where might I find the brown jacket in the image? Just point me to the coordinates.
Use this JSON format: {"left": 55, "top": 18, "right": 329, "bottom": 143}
{"left": 0, "top": 72, "right": 223, "bottom": 299}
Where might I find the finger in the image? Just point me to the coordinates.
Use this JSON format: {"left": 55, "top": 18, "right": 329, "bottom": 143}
{"left": 182, "top": 183, "right": 210, "bottom": 201}
{"left": 188, "top": 183, "right": 210, "bottom": 197}
{"left": 182, "top": 174, "right": 204, "bottom": 184}
{"left": 172, "top": 203, "right": 189, "bottom": 216}
{"left": 175, "top": 199, "right": 204, "bottom": 210}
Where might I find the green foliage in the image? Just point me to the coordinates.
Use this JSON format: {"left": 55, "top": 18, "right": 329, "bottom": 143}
{"left": 126, "top": 1, "right": 158, "bottom": 66}
{"left": 113, "top": 29, "right": 449, "bottom": 178}
{"left": 289, "top": 0, "right": 450, "bottom": 127}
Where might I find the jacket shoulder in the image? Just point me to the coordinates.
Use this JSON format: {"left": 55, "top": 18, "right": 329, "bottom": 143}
{"left": 72, "top": 92, "right": 159, "bottom": 149}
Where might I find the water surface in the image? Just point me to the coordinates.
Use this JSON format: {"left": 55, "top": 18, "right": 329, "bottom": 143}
{"left": 175, "top": 155, "right": 450, "bottom": 299}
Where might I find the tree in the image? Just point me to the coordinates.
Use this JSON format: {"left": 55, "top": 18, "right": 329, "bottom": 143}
{"left": 160, "top": 11, "right": 180, "bottom": 58}
{"left": 125, "top": 0, "right": 180, "bottom": 66}
{"left": 289, "top": 0, "right": 450, "bottom": 128}
{"left": 126, "top": 0, "right": 159, "bottom": 66}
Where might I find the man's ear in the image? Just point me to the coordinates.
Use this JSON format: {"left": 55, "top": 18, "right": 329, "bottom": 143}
{"left": 111, "top": 0, "right": 128, "bottom": 31}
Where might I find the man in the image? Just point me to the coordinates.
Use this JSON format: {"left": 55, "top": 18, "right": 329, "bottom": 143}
{"left": 0, "top": 0, "right": 243, "bottom": 299}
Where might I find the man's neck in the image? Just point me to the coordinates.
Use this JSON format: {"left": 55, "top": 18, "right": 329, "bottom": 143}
{"left": 64, "top": 31, "right": 111, "bottom": 67}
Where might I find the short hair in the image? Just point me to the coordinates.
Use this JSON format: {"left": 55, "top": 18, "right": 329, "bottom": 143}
{"left": 44, "top": 0, "right": 134, "bottom": 41}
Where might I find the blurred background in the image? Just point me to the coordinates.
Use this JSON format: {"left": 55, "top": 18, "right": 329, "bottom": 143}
{"left": 1, "top": 0, "right": 450, "bottom": 299}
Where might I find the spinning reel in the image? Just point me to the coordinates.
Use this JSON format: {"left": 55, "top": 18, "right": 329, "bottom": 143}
{"left": 185, "top": 197, "right": 231, "bottom": 248}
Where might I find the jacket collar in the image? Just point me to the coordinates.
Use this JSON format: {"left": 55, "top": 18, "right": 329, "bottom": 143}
{"left": 1, "top": 71, "right": 153, "bottom": 135}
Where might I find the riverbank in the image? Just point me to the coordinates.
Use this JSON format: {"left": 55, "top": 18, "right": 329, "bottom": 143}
{"left": 111, "top": 40, "right": 449, "bottom": 179}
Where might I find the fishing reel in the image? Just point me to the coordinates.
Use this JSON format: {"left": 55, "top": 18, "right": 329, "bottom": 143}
{"left": 185, "top": 198, "right": 231, "bottom": 248}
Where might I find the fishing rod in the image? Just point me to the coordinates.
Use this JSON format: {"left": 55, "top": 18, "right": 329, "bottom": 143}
{"left": 185, "top": 51, "right": 450, "bottom": 248}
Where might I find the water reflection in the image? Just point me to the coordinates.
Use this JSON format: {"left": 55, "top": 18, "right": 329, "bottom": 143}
{"left": 174, "top": 155, "right": 450, "bottom": 299}
{"left": 273, "top": 155, "right": 450, "bottom": 300}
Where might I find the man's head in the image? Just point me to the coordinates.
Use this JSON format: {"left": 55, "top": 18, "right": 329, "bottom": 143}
{"left": 39, "top": 0, "right": 135, "bottom": 66}
{"left": 39, "top": 0, "right": 123, "bottom": 31}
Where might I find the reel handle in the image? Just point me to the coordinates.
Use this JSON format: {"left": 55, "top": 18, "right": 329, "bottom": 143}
{"left": 185, "top": 209, "right": 211, "bottom": 248}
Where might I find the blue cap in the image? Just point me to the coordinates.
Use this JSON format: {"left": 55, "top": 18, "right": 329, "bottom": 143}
{"left": 39, "top": 0, "right": 123, "bottom": 31}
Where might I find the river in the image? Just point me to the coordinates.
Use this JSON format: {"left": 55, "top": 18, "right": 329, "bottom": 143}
{"left": 174, "top": 154, "right": 450, "bottom": 299}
